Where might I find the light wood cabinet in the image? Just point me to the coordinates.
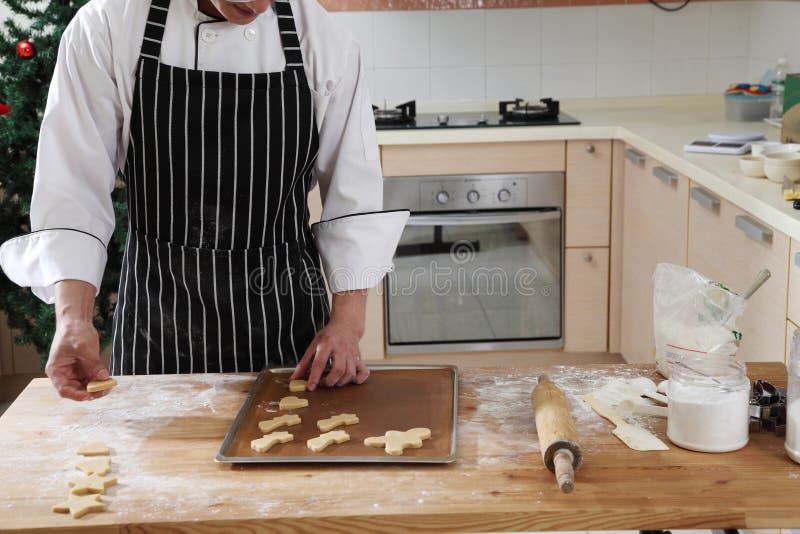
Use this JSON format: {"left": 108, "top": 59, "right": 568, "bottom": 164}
{"left": 789, "top": 239, "right": 800, "bottom": 326}
{"left": 620, "top": 147, "right": 689, "bottom": 363}
{"left": 608, "top": 141, "right": 626, "bottom": 354}
{"left": 565, "top": 140, "right": 612, "bottom": 247}
{"left": 381, "top": 141, "right": 566, "bottom": 177}
{"left": 564, "top": 248, "right": 609, "bottom": 352}
{"left": 688, "top": 184, "right": 790, "bottom": 362}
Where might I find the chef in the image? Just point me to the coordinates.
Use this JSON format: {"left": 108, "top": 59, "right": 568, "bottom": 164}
{"left": 0, "top": 0, "right": 408, "bottom": 400}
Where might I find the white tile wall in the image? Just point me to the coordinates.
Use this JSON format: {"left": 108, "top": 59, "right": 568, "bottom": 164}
{"left": 333, "top": 2, "right": 769, "bottom": 103}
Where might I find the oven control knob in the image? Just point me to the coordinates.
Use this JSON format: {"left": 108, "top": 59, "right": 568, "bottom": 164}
{"left": 436, "top": 191, "right": 450, "bottom": 205}
{"left": 466, "top": 190, "right": 480, "bottom": 203}
{"left": 497, "top": 188, "right": 511, "bottom": 202}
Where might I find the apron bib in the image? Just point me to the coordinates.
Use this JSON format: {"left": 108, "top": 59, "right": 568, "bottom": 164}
{"left": 110, "top": 0, "right": 330, "bottom": 374}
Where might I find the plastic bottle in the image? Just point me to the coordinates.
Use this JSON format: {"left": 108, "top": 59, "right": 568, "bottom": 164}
{"left": 769, "top": 58, "right": 789, "bottom": 120}
{"left": 787, "top": 329, "right": 800, "bottom": 464}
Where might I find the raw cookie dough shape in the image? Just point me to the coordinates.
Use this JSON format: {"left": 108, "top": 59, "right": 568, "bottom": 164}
{"left": 307, "top": 430, "right": 350, "bottom": 452}
{"left": 69, "top": 474, "right": 118, "bottom": 495}
{"left": 279, "top": 396, "right": 308, "bottom": 410}
{"left": 251, "top": 431, "right": 293, "bottom": 453}
{"left": 258, "top": 414, "right": 301, "bottom": 433}
{"left": 86, "top": 378, "right": 117, "bottom": 393}
{"left": 317, "top": 413, "right": 359, "bottom": 432}
{"left": 581, "top": 393, "right": 669, "bottom": 451}
{"left": 289, "top": 379, "right": 308, "bottom": 392}
{"left": 76, "top": 441, "right": 109, "bottom": 456}
{"left": 52, "top": 493, "right": 106, "bottom": 518}
{"left": 364, "top": 428, "right": 432, "bottom": 456}
{"left": 76, "top": 457, "right": 111, "bottom": 476}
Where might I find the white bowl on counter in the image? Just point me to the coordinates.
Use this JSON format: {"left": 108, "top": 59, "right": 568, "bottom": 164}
{"left": 763, "top": 152, "right": 800, "bottom": 183}
{"left": 739, "top": 155, "right": 765, "bottom": 178}
{"left": 763, "top": 143, "right": 800, "bottom": 156}
{"left": 751, "top": 141, "right": 781, "bottom": 157}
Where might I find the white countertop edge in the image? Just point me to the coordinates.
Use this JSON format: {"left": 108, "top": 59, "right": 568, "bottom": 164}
{"left": 377, "top": 123, "right": 800, "bottom": 243}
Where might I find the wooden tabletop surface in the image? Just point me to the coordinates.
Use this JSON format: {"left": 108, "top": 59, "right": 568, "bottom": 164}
{"left": 0, "top": 362, "right": 797, "bottom": 533}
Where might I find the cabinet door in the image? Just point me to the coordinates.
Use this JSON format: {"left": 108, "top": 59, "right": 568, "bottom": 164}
{"left": 565, "top": 140, "right": 612, "bottom": 248}
{"left": 688, "top": 185, "right": 790, "bottom": 362}
{"left": 564, "top": 248, "right": 609, "bottom": 352}
{"left": 789, "top": 239, "right": 800, "bottom": 326}
{"left": 620, "top": 148, "right": 688, "bottom": 363}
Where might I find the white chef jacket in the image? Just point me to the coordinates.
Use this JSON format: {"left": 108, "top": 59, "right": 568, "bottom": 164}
{"left": 0, "top": 0, "right": 408, "bottom": 303}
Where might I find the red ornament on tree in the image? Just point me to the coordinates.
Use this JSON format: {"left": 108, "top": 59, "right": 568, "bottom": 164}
{"left": 0, "top": 103, "right": 10, "bottom": 116}
{"left": 16, "top": 39, "right": 36, "bottom": 59}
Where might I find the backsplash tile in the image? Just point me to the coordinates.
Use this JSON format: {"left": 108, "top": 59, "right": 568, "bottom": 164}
{"left": 541, "top": 7, "right": 597, "bottom": 64}
{"left": 327, "top": 0, "right": 800, "bottom": 104}
{"left": 485, "top": 8, "right": 542, "bottom": 65}
{"left": 430, "top": 9, "right": 486, "bottom": 66}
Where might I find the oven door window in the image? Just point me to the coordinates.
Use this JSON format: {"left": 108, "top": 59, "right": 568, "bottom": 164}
{"left": 386, "top": 209, "right": 562, "bottom": 346}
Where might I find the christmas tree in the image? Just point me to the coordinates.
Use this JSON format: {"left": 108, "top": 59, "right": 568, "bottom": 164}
{"left": 0, "top": 0, "right": 128, "bottom": 368}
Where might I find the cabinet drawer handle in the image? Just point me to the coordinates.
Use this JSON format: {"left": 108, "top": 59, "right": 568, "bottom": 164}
{"left": 585, "top": 144, "right": 595, "bottom": 154}
{"left": 690, "top": 187, "right": 721, "bottom": 211}
{"left": 653, "top": 166, "right": 678, "bottom": 187}
{"left": 624, "top": 148, "right": 645, "bottom": 165}
{"left": 734, "top": 215, "right": 773, "bottom": 244}
{"left": 795, "top": 251, "right": 800, "bottom": 267}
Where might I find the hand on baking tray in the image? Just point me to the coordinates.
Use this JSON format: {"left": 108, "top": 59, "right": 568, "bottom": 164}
{"left": 46, "top": 319, "right": 111, "bottom": 402}
{"left": 291, "top": 292, "right": 369, "bottom": 390}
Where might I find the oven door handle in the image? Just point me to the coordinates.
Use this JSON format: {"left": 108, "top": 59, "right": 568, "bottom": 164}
{"left": 406, "top": 211, "right": 560, "bottom": 226}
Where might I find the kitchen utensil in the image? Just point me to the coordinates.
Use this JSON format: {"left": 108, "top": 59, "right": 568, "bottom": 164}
{"left": 742, "top": 268, "right": 772, "bottom": 300}
{"left": 618, "top": 399, "right": 668, "bottom": 418}
{"left": 739, "top": 155, "right": 766, "bottom": 178}
{"left": 581, "top": 394, "right": 669, "bottom": 451}
{"left": 628, "top": 377, "right": 670, "bottom": 405}
{"left": 532, "top": 375, "right": 583, "bottom": 493}
{"left": 764, "top": 152, "right": 800, "bottom": 183}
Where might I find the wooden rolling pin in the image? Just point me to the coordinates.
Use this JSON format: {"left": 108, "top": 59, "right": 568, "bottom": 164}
{"left": 532, "top": 375, "right": 583, "bottom": 493}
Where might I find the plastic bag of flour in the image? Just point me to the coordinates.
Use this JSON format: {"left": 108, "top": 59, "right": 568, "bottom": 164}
{"left": 653, "top": 263, "right": 746, "bottom": 378}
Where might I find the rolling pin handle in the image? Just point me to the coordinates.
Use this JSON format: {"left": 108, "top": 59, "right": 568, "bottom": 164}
{"left": 553, "top": 449, "right": 575, "bottom": 494}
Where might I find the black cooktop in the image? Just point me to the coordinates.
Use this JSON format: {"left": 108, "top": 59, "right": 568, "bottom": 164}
{"left": 375, "top": 111, "right": 581, "bottom": 130}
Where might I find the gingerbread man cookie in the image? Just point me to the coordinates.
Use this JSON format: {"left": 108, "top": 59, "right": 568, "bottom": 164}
{"left": 278, "top": 396, "right": 308, "bottom": 410}
{"left": 258, "top": 414, "right": 301, "bottom": 433}
{"left": 364, "top": 428, "right": 432, "bottom": 456}
{"left": 317, "top": 413, "right": 359, "bottom": 432}
{"left": 307, "top": 430, "right": 350, "bottom": 453}
{"left": 251, "top": 431, "right": 293, "bottom": 453}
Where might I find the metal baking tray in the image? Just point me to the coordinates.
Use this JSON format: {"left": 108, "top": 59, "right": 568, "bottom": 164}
{"left": 215, "top": 364, "right": 458, "bottom": 464}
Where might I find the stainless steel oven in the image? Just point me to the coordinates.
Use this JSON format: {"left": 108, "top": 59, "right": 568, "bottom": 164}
{"left": 383, "top": 172, "right": 564, "bottom": 354}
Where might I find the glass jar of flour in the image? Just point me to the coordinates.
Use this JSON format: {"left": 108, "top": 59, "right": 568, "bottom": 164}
{"left": 667, "top": 355, "right": 750, "bottom": 453}
{"left": 787, "top": 329, "right": 800, "bottom": 464}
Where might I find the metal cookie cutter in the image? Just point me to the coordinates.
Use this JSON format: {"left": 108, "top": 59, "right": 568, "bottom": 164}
{"left": 749, "top": 379, "right": 787, "bottom": 436}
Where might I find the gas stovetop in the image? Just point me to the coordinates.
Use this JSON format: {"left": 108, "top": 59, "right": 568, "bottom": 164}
{"left": 373, "top": 98, "right": 580, "bottom": 130}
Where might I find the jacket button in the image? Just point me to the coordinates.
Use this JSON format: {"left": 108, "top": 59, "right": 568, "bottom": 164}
{"left": 244, "top": 27, "right": 256, "bottom": 41}
{"left": 201, "top": 29, "right": 217, "bottom": 43}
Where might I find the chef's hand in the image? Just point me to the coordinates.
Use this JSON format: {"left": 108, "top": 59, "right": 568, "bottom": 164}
{"left": 46, "top": 280, "right": 111, "bottom": 401}
{"left": 291, "top": 290, "right": 369, "bottom": 391}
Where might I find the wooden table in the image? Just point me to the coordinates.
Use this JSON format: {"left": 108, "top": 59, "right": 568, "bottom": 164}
{"left": 1, "top": 363, "right": 797, "bottom": 533}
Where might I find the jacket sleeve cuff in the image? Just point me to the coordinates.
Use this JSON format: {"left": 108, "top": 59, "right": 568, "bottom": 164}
{"left": 311, "top": 210, "right": 409, "bottom": 292}
{"left": 0, "top": 229, "right": 108, "bottom": 304}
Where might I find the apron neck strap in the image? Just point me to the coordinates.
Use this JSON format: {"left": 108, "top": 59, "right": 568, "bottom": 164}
{"left": 139, "top": 0, "right": 305, "bottom": 71}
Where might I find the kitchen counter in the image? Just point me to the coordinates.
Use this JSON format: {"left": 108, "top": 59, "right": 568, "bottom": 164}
{"left": 1, "top": 363, "right": 797, "bottom": 532}
{"left": 376, "top": 96, "right": 800, "bottom": 242}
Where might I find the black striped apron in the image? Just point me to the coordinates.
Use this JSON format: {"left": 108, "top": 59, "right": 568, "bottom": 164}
{"left": 110, "top": 0, "right": 330, "bottom": 375}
